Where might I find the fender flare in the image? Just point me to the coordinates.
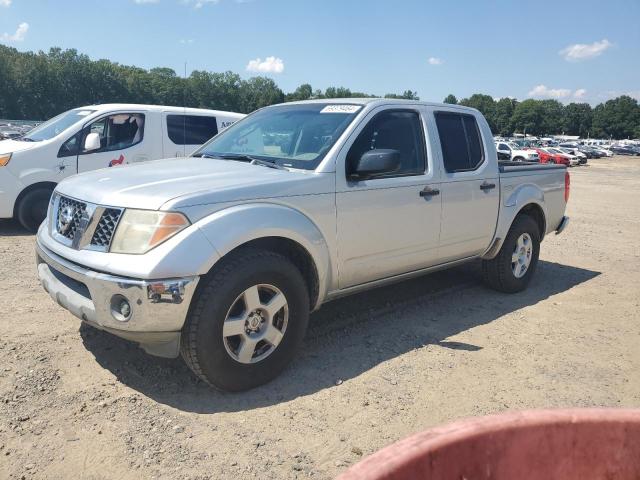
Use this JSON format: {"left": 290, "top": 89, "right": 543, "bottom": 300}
{"left": 195, "top": 203, "right": 332, "bottom": 308}
{"left": 482, "top": 184, "right": 547, "bottom": 260}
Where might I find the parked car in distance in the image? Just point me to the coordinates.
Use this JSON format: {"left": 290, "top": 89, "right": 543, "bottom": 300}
{"left": 547, "top": 147, "right": 579, "bottom": 166}
{"left": 559, "top": 147, "right": 588, "bottom": 164}
{"left": 610, "top": 145, "right": 640, "bottom": 156}
{"left": 533, "top": 148, "right": 570, "bottom": 166}
{"left": 35, "top": 99, "right": 570, "bottom": 391}
{"left": 495, "top": 141, "right": 539, "bottom": 162}
{"left": 0, "top": 104, "right": 245, "bottom": 231}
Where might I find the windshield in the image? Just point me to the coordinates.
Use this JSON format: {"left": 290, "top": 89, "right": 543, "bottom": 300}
{"left": 22, "top": 109, "right": 96, "bottom": 142}
{"left": 193, "top": 103, "right": 362, "bottom": 170}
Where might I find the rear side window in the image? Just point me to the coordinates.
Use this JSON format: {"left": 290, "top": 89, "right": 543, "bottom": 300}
{"left": 167, "top": 115, "right": 218, "bottom": 145}
{"left": 435, "top": 112, "right": 485, "bottom": 173}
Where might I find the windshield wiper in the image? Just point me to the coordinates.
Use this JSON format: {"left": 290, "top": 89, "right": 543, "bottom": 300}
{"left": 215, "top": 153, "right": 288, "bottom": 170}
{"left": 192, "top": 153, "right": 217, "bottom": 159}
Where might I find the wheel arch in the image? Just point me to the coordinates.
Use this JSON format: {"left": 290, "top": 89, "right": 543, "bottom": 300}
{"left": 13, "top": 181, "right": 57, "bottom": 217}
{"left": 196, "top": 203, "right": 332, "bottom": 310}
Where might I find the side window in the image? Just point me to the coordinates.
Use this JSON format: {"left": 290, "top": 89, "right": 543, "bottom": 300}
{"left": 58, "top": 131, "right": 83, "bottom": 158}
{"left": 435, "top": 112, "right": 485, "bottom": 173}
{"left": 167, "top": 115, "right": 218, "bottom": 145}
{"left": 81, "top": 113, "right": 145, "bottom": 154}
{"left": 346, "top": 110, "right": 426, "bottom": 178}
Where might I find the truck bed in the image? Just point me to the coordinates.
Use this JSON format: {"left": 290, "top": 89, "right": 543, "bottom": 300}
{"left": 498, "top": 160, "right": 566, "bottom": 174}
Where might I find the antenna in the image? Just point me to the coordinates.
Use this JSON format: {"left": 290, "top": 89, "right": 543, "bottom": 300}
{"left": 183, "top": 61, "right": 187, "bottom": 157}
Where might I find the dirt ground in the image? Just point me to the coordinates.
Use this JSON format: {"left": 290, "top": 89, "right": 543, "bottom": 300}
{"left": 1, "top": 156, "right": 639, "bottom": 479}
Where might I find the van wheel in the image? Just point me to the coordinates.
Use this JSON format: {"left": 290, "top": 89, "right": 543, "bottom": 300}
{"left": 513, "top": 156, "right": 524, "bottom": 162}
{"left": 16, "top": 187, "right": 54, "bottom": 232}
{"left": 482, "top": 215, "right": 540, "bottom": 293}
{"left": 181, "top": 248, "right": 310, "bottom": 392}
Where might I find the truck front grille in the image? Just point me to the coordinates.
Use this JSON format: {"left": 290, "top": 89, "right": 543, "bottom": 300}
{"left": 56, "top": 196, "right": 87, "bottom": 240}
{"left": 90, "top": 208, "right": 122, "bottom": 248}
{"left": 52, "top": 195, "right": 123, "bottom": 251}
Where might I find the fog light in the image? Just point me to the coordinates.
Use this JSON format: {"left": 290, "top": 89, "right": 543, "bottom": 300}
{"left": 110, "top": 295, "right": 132, "bottom": 322}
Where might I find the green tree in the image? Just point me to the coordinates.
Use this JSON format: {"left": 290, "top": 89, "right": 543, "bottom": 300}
{"left": 538, "top": 100, "right": 564, "bottom": 136}
{"left": 385, "top": 90, "right": 419, "bottom": 100}
{"left": 443, "top": 94, "right": 457, "bottom": 104}
{"left": 562, "top": 103, "right": 592, "bottom": 137}
{"left": 511, "top": 99, "right": 545, "bottom": 136}
{"left": 459, "top": 94, "right": 496, "bottom": 131}
{"left": 493, "top": 97, "right": 517, "bottom": 136}
{"left": 286, "top": 83, "right": 313, "bottom": 102}
{"left": 591, "top": 95, "right": 640, "bottom": 139}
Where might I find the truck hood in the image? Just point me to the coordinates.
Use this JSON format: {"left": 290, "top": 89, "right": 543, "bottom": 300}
{"left": 55, "top": 157, "right": 331, "bottom": 211}
{"left": 0, "top": 138, "right": 43, "bottom": 154}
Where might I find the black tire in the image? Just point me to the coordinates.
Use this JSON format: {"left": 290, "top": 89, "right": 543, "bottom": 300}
{"left": 181, "top": 247, "right": 310, "bottom": 391}
{"left": 16, "top": 187, "right": 54, "bottom": 232}
{"left": 513, "top": 156, "right": 524, "bottom": 162}
{"left": 482, "top": 214, "right": 540, "bottom": 293}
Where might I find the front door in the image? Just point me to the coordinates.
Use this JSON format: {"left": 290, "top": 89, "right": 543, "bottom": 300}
{"left": 77, "top": 112, "right": 149, "bottom": 173}
{"left": 336, "top": 108, "right": 442, "bottom": 289}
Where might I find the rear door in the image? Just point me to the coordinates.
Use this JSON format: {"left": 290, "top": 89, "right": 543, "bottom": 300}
{"left": 163, "top": 113, "right": 219, "bottom": 157}
{"left": 433, "top": 110, "right": 500, "bottom": 262}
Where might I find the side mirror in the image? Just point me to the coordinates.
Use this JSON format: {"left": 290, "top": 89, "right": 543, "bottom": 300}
{"left": 84, "top": 132, "right": 101, "bottom": 152}
{"left": 350, "top": 149, "right": 401, "bottom": 180}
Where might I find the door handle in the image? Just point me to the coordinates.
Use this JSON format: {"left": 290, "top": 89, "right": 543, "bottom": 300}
{"left": 480, "top": 182, "right": 496, "bottom": 191}
{"left": 419, "top": 187, "right": 440, "bottom": 197}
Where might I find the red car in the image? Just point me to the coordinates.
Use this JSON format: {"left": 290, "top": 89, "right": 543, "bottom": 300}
{"left": 534, "top": 148, "right": 569, "bottom": 166}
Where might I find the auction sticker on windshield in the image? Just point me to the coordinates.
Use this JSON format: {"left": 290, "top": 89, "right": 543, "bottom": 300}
{"left": 320, "top": 105, "right": 362, "bottom": 114}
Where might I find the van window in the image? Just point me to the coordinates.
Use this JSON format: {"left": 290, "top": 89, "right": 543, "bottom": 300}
{"left": 78, "top": 113, "right": 145, "bottom": 154}
{"left": 167, "top": 115, "right": 218, "bottom": 145}
{"left": 435, "top": 112, "right": 485, "bottom": 173}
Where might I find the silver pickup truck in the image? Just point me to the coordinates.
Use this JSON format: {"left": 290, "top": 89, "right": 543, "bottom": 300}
{"left": 36, "top": 99, "right": 570, "bottom": 391}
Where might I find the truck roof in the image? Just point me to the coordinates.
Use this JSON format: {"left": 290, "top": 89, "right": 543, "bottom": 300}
{"left": 73, "top": 104, "right": 245, "bottom": 117}
{"left": 283, "top": 98, "right": 479, "bottom": 113}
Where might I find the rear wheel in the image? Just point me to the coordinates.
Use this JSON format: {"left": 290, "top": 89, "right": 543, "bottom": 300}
{"left": 181, "top": 247, "right": 310, "bottom": 391}
{"left": 513, "top": 156, "right": 524, "bottom": 162}
{"left": 16, "top": 187, "right": 53, "bottom": 232}
{"left": 482, "top": 215, "right": 540, "bottom": 293}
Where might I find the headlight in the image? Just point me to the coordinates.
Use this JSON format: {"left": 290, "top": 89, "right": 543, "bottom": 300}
{"left": 110, "top": 209, "right": 190, "bottom": 254}
{"left": 0, "top": 153, "right": 12, "bottom": 167}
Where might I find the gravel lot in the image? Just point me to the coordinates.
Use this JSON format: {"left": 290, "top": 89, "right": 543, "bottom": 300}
{"left": 1, "top": 156, "right": 639, "bottom": 479}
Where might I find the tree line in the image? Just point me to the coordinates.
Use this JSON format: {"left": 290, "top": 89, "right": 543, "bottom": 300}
{"left": 1, "top": 45, "right": 638, "bottom": 139}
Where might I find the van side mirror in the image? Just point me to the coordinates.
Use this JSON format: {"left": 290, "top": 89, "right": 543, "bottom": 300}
{"left": 84, "top": 132, "right": 101, "bottom": 152}
{"left": 350, "top": 149, "right": 401, "bottom": 180}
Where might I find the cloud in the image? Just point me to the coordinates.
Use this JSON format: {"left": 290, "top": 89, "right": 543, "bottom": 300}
{"left": 0, "top": 0, "right": 11, "bottom": 7}
{"left": 573, "top": 88, "right": 587, "bottom": 99}
{"left": 1, "top": 22, "right": 29, "bottom": 42}
{"left": 528, "top": 84, "right": 572, "bottom": 99}
{"left": 559, "top": 39, "right": 612, "bottom": 61}
{"left": 133, "top": 0, "right": 159, "bottom": 3}
{"left": 183, "top": 0, "right": 220, "bottom": 7}
{"left": 180, "top": 38, "right": 195, "bottom": 44}
{"left": 427, "top": 57, "right": 443, "bottom": 65}
{"left": 246, "top": 56, "right": 284, "bottom": 74}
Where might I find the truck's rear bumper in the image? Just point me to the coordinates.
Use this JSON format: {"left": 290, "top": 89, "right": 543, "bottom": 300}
{"left": 35, "top": 240, "right": 199, "bottom": 358}
{"left": 556, "top": 216, "right": 569, "bottom": 235}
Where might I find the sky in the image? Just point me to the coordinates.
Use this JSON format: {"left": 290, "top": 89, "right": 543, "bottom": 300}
{"left": 1, "top": 0, "right": 639, "bottom": 105}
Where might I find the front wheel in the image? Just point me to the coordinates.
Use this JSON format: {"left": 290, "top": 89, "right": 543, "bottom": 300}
{"left": 181, "top": 248, "right": 310, "bottom": 391}
{"left": 16, "top": 187, "right": 54, "bottom": 232}
{"left": 482, "top": 215, "right": 540, "bottom": 293}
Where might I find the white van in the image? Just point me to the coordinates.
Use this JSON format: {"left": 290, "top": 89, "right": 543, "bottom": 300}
{"left": 0, "top": 104, "right": 244, "bottom": 230}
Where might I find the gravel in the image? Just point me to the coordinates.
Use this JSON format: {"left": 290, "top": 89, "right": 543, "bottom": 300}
{"left": 1, "top": 156, "right": 639, "bottom": 479}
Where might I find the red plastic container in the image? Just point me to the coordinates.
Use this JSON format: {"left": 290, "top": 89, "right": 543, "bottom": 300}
{"left": 338, "top": 409, "right": 640, "bottom": 480}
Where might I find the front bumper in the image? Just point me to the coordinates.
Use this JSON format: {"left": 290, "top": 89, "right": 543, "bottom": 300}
{"left": 36, "top": 240, "right": 199, "bottom": 358}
